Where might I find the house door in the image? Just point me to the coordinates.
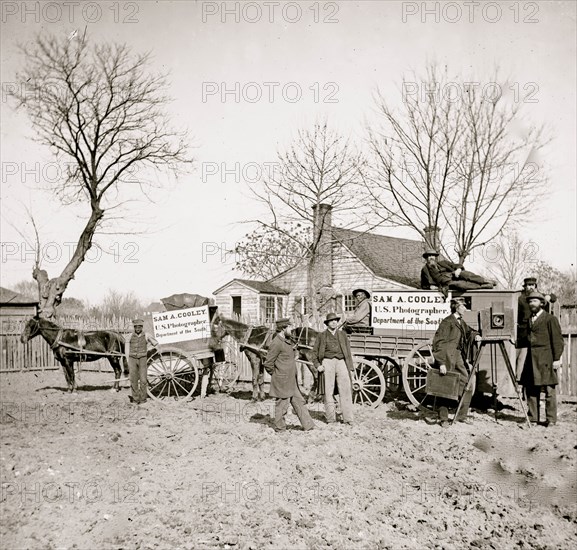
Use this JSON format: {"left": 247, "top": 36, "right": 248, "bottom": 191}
{"left": 232, "top": 296, "right": 242, "bottom": 317}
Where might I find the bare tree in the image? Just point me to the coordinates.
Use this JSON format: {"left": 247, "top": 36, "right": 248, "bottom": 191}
{"left": 234, "top": 223, "right": 311, "bottom": 279}
{"left": 482, "top": 231, "right": 540, "bottom": 289}
{"left": 11, "top": 32, "right": 190, "bottom": 317}
{"left": 13, "top": 280, "right": 40, "bottom": 301}
{"left": 365, "top": 64, "right": 548, "bottom": 262}
{"left": 249, "top": 120, "right": 367, "bottom": 322}
{"left": 100, "top": 289, "right": 143, "bottom": 320}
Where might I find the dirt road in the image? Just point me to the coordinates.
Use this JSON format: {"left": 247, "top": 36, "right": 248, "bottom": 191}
{"left": 1, "top": 371, "right": 576, "bottom": 549}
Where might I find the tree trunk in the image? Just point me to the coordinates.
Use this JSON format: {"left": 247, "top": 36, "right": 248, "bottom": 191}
{"left": 33, "top": 203, "right": 104, "bottom": 318}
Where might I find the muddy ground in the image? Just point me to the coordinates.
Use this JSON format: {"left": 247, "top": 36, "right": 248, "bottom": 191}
{"left": 1, "top": 370, "right": 576, "bottom": 550}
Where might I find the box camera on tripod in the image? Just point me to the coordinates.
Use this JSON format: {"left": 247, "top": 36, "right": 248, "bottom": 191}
{"left": 478, "top": 301, "right": 514, "bottom": 341}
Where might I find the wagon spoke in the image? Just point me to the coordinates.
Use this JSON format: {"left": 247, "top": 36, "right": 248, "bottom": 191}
{"left": 173, "top": 378, "right": 190, "bottom": 394}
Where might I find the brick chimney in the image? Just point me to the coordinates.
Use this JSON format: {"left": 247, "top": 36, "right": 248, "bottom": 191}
{"left": 311, "top": 203, "right": 334, "bottom": 312}
{"left": 423, "top": 225, "right": 440, "bottom": 250}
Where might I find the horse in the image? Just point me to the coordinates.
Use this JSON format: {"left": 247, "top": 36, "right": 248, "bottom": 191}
{"left": 211, "top": 313, "right": 320, "bottom": 402}
{"left": 20, "top": 316, "right": 129, "bottom": 393}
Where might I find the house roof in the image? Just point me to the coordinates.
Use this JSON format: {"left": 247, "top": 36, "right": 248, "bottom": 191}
{"left": 213, "top": 278, "right": 289, "bottom": 295}
{"left": 332, "top": 228, "right": 423, "bottom": 287}
{"left": 0, "top": 287, "right": 39, "bottom": 306}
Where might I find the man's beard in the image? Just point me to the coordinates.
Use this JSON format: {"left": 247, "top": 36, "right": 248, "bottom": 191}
{"left": 529, "top": 305, "right": 541, "bottom": 314}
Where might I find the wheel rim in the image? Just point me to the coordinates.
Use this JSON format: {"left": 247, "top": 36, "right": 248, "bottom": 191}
{"left": 352, "top": 359, "right": 386, "bottom": 408}
{"left": 213, "top": 361, "right": 239, "bottom": 392}
{"left": 147, "top": 350, "right": 199, "bottom": 401}
{"left": 402, "top": 339, "right": 438, "bottom": 413}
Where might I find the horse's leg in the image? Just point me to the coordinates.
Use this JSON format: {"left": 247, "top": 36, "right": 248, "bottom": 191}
{"left": 258, "top": 359, "right": 266, "bottom": 401}
{"left": 60, "top": 357, "right": 75, "bottom": 392}
{"left": 247, "top": 352, "right": 259, "bottom": 402}
{"left": 109, "top": 358, "right": 121, "bottom": 392}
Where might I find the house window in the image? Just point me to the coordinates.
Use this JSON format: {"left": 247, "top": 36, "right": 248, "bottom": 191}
{"left": 260, "top": 295, "right": 285, "bottom": 323}
{"left": 344, "top": 294, "right": 356, "bottom": 313}
{"left": 296, "top": 296, "right": 311, "bottom": 315}
{"left": 232, "top": 296, "right": 242, "bottom": 317}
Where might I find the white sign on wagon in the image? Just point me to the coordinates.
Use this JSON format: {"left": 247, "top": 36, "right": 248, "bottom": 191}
{"left": 152, "top": 306, "right": 211, "bottom": 344}
{"left": 371, "top": 291, "right": 451, "bottom": 331}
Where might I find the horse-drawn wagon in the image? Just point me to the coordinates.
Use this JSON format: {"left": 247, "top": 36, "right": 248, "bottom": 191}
{"left": 208, "top": 289, "right": 521, "bottom": 411}
{"left": 346, "top": 289, "right": 521, "bottom": 413}
{"left": 144, "top": 293, "right": 237, "bottom": 401}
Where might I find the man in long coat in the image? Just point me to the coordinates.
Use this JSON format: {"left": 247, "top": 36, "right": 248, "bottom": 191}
{"left": 432, "top": 297, "right": 482, "bottom": 425}
{"left": 516, "top": 277, "right": 558, "bottom": 379}
{"left": 312, "top": 312, "right": 355, "bottom": 425}
{"left": 264, "top": 318, "right": 315, "bottom": 432}
{"left": 520, "top": 291, "right": 564, "bottom": 426}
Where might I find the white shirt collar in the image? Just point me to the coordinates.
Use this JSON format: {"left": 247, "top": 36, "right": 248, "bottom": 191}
{"left": 532, "top": 309, "right": 544, "bottom": 319}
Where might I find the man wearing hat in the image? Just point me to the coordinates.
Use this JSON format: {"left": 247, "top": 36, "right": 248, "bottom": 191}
{"left": 432, "top": 297, "right": 482, "bottom": 426}
{"left": 343, "top": 288, "right": 371, "bottom": 332}
{"left": 420, "top": 249, "right": 494, "bottom": 296}
{"left": 312, "top": 313, "right": 355, "bottom": 425}
{"left": 128, "top": 319, "right": 158, "bottom": 405}
{"left": 264, "top": 318, "right": 315, "bottom": 432}
{"left": 520, "top": 291, "right": 564, "bottom": 426}
{"left": 516, "top": 277, "right": 558, "bottom": 380}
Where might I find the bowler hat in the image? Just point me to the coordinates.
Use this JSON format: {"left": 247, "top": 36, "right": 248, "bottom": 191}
{"left": 523, "top": 277, "right": 537, "bottom": 286}
{"left": 275, "top": 317, "right": 291, "bottom": 330}
{"left": 132, "top": 318, "right": 144, "bottom": 326}
{"left": 526, "top": 291, "right": 546, "bottom": 303}
{"left": 451, "top": 297, "right": 467, "bottom": 306}
{"left": 352, "top": 288, "right": 370, "bottom": 299}
{"left": 422, "top": 249, "right": 439, "bottom": 259}
{"left": 323, "top": 312, "right": 341, "bottom": 325}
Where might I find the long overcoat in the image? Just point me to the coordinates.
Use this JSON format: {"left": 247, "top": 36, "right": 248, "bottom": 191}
{"left": 432, "top": 314, "right": 477, "bottom": 392}
{"left": 263, "top": 334, "right": 300, "bottom": 398}
{"left": 521, "top": 311, "right": 564, "bottom": 387}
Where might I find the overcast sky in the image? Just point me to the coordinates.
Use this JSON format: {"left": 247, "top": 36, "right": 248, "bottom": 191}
{"left": 1, "top": 0, "right": 575, "bottom": 304}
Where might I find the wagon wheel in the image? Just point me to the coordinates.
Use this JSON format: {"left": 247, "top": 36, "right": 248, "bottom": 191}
{"left": 147, "top": 349, "right": 199, "bottom": 401}
{"left": 374, "top": 357, "right": 402, "bottom": 399}
{"left": 212, "top": 361, "right": 239, "bottom": 393}
{"left": 352, "top": 358, "right": 386, "bottom": 408}
{"left": 402, "top": 338, "right": 437, "bottom": 414}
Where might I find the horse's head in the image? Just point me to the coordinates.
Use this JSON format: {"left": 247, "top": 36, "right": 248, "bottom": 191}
{"left": 21, "top": 316, "right": 41, "bottom": 343}
{"left": 210, "top": 312, "right": 228, "bottom": 341}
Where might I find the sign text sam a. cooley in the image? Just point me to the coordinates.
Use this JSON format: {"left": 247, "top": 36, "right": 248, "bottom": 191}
{"left": 372, "top": 292, "right": 451, "bottom": 331}
{"left": 152, "top": 306, "right": 211, "bottom": 345}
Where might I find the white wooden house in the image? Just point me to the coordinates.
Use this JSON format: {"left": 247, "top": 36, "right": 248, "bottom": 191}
{"left": 213, "top": 279, "right": 289, "bottom": 324}
{"left": 213, "top": 204, "right": 426, "bottom": 324}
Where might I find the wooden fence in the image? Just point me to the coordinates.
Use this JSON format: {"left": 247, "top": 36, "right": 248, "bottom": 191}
{"left": 2, "top": 312, "right": 576, "bottom": 398}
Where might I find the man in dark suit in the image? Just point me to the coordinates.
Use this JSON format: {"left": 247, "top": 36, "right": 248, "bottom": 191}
{"left": 264, "top": 318, "right": 315, "bottom": 432}
{"left": 421, "top": 249, "right": 494, "bottom": 297}
{"left": 432, "top": 298, "right": 482, "bottom": 426}
{"left": 312, "top": 312, "right": 355, "bottom": 425}
{"left": 520, "top": 291, "right": 564, "bottom": 426}
{"left": 516, "top": 277, "right": 558, "bottom": 380}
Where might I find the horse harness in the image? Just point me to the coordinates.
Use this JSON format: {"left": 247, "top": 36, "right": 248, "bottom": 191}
{"left": 47, "top": 326, "right": 125, "bottom": 358}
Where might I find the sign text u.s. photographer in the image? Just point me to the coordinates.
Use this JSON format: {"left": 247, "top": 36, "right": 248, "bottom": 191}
{"left": 372, "top": 291, "right": 451, "bottom": 331}
{"left": 152, "top": 306, "right": 210, "bottom": 344}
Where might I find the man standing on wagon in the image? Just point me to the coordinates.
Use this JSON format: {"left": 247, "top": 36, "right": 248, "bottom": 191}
{"left": 128, "top": 319, "right": 158, "bottom": 405}
{"left": 520, "top": 291, "right": 564, "bottom": 426}
{"left": 264, "top": 318, "right": 315, "bottom": 432}
{"left": 433, "top": 297, "right": 482, "bottom": 426}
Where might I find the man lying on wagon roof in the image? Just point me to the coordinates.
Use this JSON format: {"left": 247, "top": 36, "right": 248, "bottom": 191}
{"left": 420, "top": 249, "right": 494, "bottom": 297}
